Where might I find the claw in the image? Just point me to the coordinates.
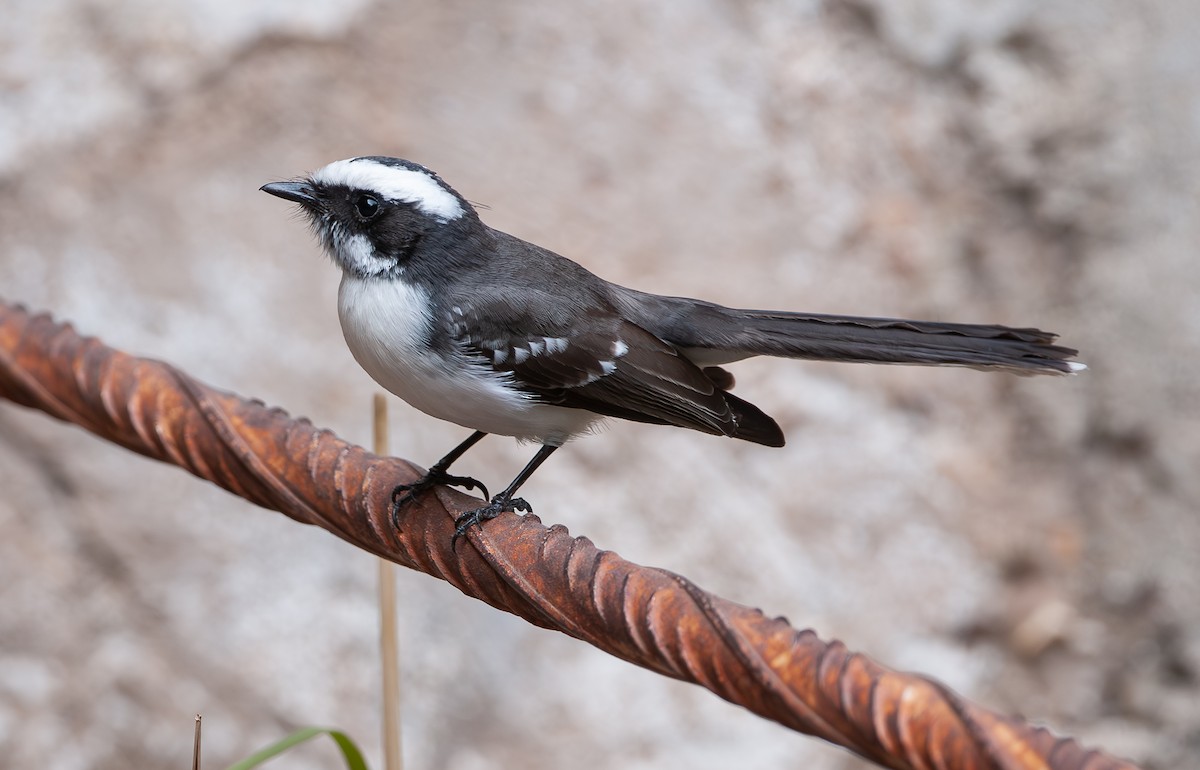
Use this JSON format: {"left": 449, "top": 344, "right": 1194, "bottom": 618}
{"left": 390, "top": 468, "right": 489, "bottom": 529}
{"left": 450, "top": 494, "right": 531, "bottom": 547}
{"left": 443, "top": 473, "right": 489, "bottom": 500}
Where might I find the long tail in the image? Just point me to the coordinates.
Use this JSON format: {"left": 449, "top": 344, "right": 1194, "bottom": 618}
{"left": 730, "top": 310, "right": 1082, "bottom": 374}
{"left": 630, "top": 295, "right": 1084, "bottom": 375}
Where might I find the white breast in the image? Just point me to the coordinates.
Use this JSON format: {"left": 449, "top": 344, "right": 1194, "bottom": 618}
{"left": 337, "top": 274, "right": 599, "bottom": 445}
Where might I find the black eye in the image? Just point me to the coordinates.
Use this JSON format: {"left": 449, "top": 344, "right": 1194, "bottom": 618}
{"left": 354, "top": 194, "right": 381, "bottom": 220}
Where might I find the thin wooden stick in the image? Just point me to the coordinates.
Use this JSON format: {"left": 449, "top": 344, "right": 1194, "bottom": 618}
{"left": 375, "top": 394, "right": 403, "bottom": 770}
{"left": 192, "top": 714, "right": 202, "bottom": 770}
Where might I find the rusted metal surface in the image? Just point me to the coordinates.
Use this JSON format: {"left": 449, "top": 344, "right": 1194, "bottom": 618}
{"left": 0, "top": 300, "right": 1139, "bottom": 770}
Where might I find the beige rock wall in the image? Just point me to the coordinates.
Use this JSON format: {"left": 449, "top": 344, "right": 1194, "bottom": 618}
{"left": 1, "top": 1, "right": 1196, "bottom": 767}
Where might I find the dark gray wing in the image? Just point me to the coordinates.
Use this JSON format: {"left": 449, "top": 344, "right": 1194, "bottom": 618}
{"left": 449, "top": 300, "right": 783, "bottom": 446}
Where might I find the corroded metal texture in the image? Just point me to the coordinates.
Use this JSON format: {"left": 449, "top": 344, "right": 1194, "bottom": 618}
{"left": 0, "top": 300, "right": 1138, "bottom": 770}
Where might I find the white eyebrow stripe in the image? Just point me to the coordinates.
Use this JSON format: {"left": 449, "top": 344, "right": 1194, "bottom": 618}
{"left": 311, "top": 158, "right": 465, "bottom": 222}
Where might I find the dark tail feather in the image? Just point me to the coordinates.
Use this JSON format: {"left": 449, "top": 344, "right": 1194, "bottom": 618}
{"left": 619, "top": 289, "right": 1083, "bottom": 375}
{"left": 730, "top": 310, "right": 1082, "bottom": 375}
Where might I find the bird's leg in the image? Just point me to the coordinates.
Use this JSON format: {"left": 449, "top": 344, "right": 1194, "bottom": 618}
{"left": 452, "top": 444, "right": 560, "bottom": 546}
{"left": 392, "top": 431, "right": 489, "bottom": 527}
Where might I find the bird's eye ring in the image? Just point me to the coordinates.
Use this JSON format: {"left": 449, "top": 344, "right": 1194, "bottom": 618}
{"left": 354, "top": 194, "right": 381, "bottom": 220}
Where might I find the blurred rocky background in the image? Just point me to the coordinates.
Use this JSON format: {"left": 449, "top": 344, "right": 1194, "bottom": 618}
{"left": 1, "top": 1, "right": 1197, "bottom": 767}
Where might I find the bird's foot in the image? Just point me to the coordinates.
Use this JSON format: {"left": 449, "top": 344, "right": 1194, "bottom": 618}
{"left": 451, "top": 495, "right": 533, "bottom": 546}
{"left": 391, "top": 469, "right": 489, "bottom": 529}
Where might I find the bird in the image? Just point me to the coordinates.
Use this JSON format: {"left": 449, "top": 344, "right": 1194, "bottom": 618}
{"left": 261, "top": 156, "right": 1083, "bottom": 542}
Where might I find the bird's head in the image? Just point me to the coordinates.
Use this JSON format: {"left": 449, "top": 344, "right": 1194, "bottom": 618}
{"left": 261, "top": 156, "right": 474, "bottom": 279}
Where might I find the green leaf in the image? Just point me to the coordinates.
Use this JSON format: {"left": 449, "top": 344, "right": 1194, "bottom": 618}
{"left": 224, "top": 727, "right": 370, "bottom": 770}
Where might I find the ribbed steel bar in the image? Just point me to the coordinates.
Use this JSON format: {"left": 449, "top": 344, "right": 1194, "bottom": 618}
{"left": 0, "top": 300, "right": 1137, "bottom": 770}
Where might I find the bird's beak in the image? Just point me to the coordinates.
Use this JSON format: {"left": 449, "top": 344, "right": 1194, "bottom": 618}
{"left": 260, "top": 180, "right": 319, "bottom": 206}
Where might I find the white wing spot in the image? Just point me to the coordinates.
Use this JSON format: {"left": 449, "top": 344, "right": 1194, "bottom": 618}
{"left": 600, "top": 360, "right": 617, "bottom": 375}
{"left": 612, "top": 340, "right": 629, "bottom": 358}
{"left": 493, "top": 348, "right": 509, "bottom": 366}
{"left": 545, "top": 337, "right": 569, "bottom": 354}
{"left": 451, "top": 306, "right": 464, "bottom": 317}
{"left": 528, "top": 339, "right": 545, "bottom": 356}
{"left": 513, "top": 347, "right": 531, "bottom": 365}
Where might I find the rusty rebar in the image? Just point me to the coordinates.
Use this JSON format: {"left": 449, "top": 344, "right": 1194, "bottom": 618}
{"left": 0, "top": 300, "right": 1137, "bottom": 770}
